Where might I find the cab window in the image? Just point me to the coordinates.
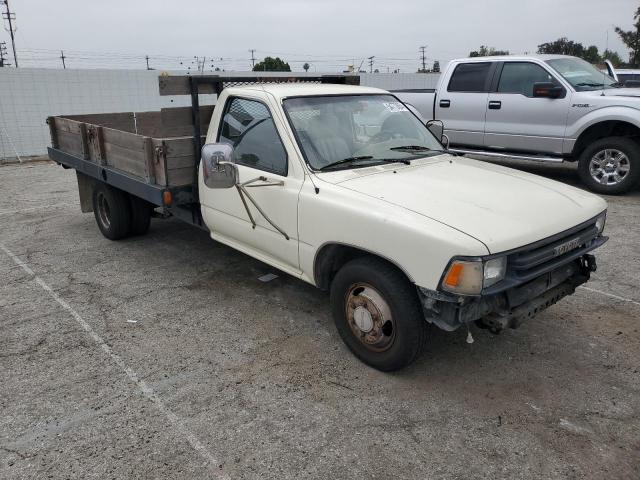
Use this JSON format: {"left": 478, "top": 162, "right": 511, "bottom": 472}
{"left": 497, "top": 62, "right": 558, "bottom": 97}
{"left": 218, "top": 97, "right": 288, "bottom": 176}
{"left": 448, "top": 62, "right": 492, "bottom": 92}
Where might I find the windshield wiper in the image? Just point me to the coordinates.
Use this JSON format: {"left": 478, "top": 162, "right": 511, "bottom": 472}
{"left": 389, "top": 145, "right": 451, "bottom": 156}
{"left": 576, "top": 82, "right": 612, "bottom": 88}
{"left": 389, "top": 145, "right": 431, "bottom": 152}
{"left": 318, "top": 156, "right": 374, "bottom": 171}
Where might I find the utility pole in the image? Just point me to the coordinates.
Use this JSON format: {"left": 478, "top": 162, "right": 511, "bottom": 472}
{"left": 249, "top": 49, "right": 256, "bottom": 69}
{"left": 2, "top": 0, "right": 18, "bottom": 67}
{"left": 0, "top": 41, "right": 9, "bottom": 67}
{"left": 419, "top": 45, "right": 427, "bottom": 72}
{"left": 367, "top": 56, "right": 374, "bottom": 73}
{"left": 60, "top": 50, "right": 66, "bottom": 69}
{"left": 145, "top": 55, "right": 150, "bottom": 70}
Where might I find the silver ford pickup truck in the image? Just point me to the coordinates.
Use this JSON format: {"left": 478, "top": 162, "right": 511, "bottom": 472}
{"left": 397, "top": 54, "right": 640, "bottom": 194}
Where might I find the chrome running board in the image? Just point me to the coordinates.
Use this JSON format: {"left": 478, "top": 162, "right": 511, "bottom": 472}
{"left": 450, "top": 148, "right": 565, "bottom": 163}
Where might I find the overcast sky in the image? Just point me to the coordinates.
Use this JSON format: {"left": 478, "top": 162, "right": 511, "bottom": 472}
{"left": 3, "top": 0, "right": 636, "bottom": 71}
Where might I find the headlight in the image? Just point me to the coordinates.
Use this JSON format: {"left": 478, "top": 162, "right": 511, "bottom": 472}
{"left": 595, "top": 212, "right": 606, "bottom": 234}
{"left": 441, "top": 256, "right": 507, "bottom": 295}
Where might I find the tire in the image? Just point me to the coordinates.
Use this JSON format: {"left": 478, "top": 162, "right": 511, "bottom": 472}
{"left": 330, "top": 256, "right": 428, "bottom": 371}
{"left": 92, "top": 183, "right": 132, "bottom": 240}
{"left": 129, "top": 195, "right": 153, "bottom": 236}
{"left": 578, "top": 137, "right": 640, "bottom": 195}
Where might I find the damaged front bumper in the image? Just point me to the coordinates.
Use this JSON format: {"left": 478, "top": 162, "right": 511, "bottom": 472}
{"left": 417, "top": 254, "right": 598, "bottom": 333}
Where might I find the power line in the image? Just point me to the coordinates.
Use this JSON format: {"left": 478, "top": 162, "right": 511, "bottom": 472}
{"left": 2, "top": 0, "right": 18, "bottom": 67}
{"left": 368, "top": 55, "right": 375, "bottom": 73}
{"left": 0, "top": 41, "right": 9, "bottom": 67}
{"left": 419, "top": 45, "right": 427, "bottom": 72}
{"left": 249, "top": 49, "right": 256, "bottom": 69}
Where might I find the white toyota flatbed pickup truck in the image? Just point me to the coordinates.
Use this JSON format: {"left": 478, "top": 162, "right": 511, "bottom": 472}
{"left": 47, "top": 74, "right": 608, "bottom": 371}
{"left": 396, "top": 54, "right": 640, "bottom": 194}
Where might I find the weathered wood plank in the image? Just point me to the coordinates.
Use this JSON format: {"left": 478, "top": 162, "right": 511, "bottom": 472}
{"left": 79, "top": 123, "right": 89, "bottom": 160}
{"left": 166, "top": 155, "right": 196, "bottom": 169}
{"left": 103, "top": 142, "right": 147, "bottom": 179}
{"left": 65, "top": 112, "right": 136, "bottom": 132}
{"left": 57, "top": 130, "right": 83, "bottom": 156}
{"left": 47, "top": 117, "right": 59, "bottom": 149}
{"left": 161, "top": 105, "right": 215, "bottom": 127}
{"left": 135, "top": 111, "right": 162, "bottom": 137}
{"left": 158, "top": 76, "right": 217, "bottom": 96}
{"left": 102, "top": 127, "right": 146, "bottom": 151}
{"left": 167, "top": 166, "right": 195, "bottom": 186}
{"left": 142, "top": 137, "right": 155, "bottom": 184}
{"left": 55, "top": 117, "right": 83, "bottom": 135}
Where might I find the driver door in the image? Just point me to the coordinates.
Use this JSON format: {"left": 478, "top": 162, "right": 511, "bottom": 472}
{"left": 199, "top": 94, "right": 304, "bottom": 274}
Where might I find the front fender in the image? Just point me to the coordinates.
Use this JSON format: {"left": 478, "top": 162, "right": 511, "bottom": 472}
{"left": 297, "top": 180, "right": 488, "bottom": 290}
{"left": 567, "top": 105, "right": 640, "bottom": 141}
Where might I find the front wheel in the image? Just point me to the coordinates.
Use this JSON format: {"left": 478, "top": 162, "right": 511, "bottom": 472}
{"left": 330, "top": 256, "right": 427, "bottom": 371}
{"left": 578, "top": 137, "right": 640, "bottom": 194}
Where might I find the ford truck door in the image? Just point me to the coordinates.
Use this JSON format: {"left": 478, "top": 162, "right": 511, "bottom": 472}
{"left": 436, "top": 61, "right": 495, "bottom": 147}
{"left": 484, "top": 61, "right": 570, "bottom": 154}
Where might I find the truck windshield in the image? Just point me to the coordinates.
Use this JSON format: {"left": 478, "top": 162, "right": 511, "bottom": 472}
{"left": 283, "top": 94, "right": 443, "bottom": 171}
{"left": 546, "top": 57, "right": 619, "bottom": 91}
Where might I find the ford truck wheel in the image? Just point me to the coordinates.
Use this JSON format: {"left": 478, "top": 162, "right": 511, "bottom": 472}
{"left": 330, "top": 256, "right": 427, "bottom": 371}
{"left": 578, "top": 137, "right": 640, "bottom": 194}
{"left": 92, "top": 183, "right": 132, "bottom": 240}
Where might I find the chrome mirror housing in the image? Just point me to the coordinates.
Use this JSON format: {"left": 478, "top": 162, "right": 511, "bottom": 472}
{"left": 201, "top": 143, "right": 237, "bottom": 189}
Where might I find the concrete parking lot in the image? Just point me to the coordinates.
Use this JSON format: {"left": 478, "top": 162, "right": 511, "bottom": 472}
{"left": 1, "top": 159, "right": 638, "bottom": 480}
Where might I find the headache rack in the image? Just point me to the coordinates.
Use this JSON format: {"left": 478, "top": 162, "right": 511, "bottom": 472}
{"left": 47, "top": 73, "right": 360, "bottom": 228}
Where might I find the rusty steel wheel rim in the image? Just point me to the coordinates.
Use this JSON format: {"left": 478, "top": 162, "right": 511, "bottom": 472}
{"left": 344, "top": 283, "right": 395, "bottom": 352}
{"left": 96, "top": 191, "right": 111, "bottom": 229}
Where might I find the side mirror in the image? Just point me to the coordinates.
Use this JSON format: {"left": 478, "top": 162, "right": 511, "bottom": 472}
{"left": 532, "top": 82, "right": 564, "bottom": 99}
{"left": 426, "top": 119, "right": 446, "bottom": 147}
{"left": 201, "top": 143, "right": 237, "bottom": 189}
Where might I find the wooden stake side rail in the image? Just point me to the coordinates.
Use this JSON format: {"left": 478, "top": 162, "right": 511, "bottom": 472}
{"left": 47, "top": 108, "right": 211, "bottom": 189}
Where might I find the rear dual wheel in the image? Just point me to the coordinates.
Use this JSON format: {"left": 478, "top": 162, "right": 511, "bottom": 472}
{"left": 92, "top": 183, "right": 153, "bottom": 240}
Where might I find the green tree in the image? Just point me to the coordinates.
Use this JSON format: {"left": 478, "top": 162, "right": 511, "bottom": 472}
{"left": 469, "top": 46, "right": 509, "bottom": 57}
{"left": 602, "top": 49, "right": 624, "bottom": 67}
{"left": 583, "top": 45, "right": 601, "bottom": 63}
{"left": 615, "top": 6, "right": 640, "bottom": 66}
{"left": 303, "top": 62, "right": 310, "bottom": 72}
{"left": 253, "top": 57, "right": 291, "bottom": 72}
{"left": 537, "top": 37, "right": 586, "bottom": 57}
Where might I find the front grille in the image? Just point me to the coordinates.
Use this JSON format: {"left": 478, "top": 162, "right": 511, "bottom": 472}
{"left": 506, "top": 218, "right": 599, "bottom": 283}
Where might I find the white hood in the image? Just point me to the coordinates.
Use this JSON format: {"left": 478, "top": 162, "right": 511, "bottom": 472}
{"left": 322, "top": 156, "right": 607, "bottom": 253}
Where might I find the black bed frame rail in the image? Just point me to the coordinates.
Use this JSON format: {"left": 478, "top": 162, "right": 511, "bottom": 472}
{"left": 49, "top": 147, "right": 195, "bottom": 212}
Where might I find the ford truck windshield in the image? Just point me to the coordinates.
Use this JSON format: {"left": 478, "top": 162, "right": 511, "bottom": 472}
{"left": 547, "top": 57, "right": 619, "bottom": 91}
{"left": 283, "top": 94, "right": 443, "bottom": 171}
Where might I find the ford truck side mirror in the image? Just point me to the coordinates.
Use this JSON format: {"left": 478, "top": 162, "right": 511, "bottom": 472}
{"left": 532, "top": 82, "right": 564, "bottom": 99}
{"left": 201, "top": 143, "right": 237, "bottom": 189}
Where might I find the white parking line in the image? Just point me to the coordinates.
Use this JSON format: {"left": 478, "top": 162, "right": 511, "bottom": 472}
{"left": 578, "top": 285, "right": 640, "bottom": 308}
{"left": 0, "top": 242, "right": 229, "bottom": 479}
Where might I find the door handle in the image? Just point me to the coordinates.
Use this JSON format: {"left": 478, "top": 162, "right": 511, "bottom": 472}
{"left": 488, "top": 100, "right": 502, "bottom": 110}
{"left": 439, "top": 99, "right": 451, "bottom": 108}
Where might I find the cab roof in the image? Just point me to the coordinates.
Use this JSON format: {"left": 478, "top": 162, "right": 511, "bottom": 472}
{"left": 451, "top": 54, "right": 575, "bottom": 63}
{"left": 225, "top": 83, "right": 388, "bottom": 101}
